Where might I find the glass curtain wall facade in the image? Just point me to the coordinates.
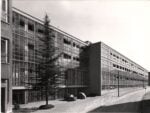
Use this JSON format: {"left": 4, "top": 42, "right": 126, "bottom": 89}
{"left": 12, "top": 8, "right": 88, "bottom": 104}
{"left": 101, "top": 42, "right": 148, "bottom": 90}
{"left": 88, "top": 42, "right": 148, "bottom": 95}
{"left": 5, "top": 5, "right": 149, "bottom": 105}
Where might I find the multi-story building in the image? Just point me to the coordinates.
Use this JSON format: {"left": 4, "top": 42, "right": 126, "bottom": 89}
{"left": 1, "top": 0, "right": 13, "bottom": 112}
{"left": 88, "top": 42, "right": 148, "bottom": 95}
{"left": 11, "top": 7, "right": 149, "bottom": 104}
{"left": 1, "top": 0, "right": 149, "bottom": 107}
{"left": 12, "top": 7, "right": 89, "bottom": 104}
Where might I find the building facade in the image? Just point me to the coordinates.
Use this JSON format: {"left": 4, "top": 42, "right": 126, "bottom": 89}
{"left": 12, "top": 8, "right": 89, "bottom": 104}
{"left": 88, "top": 42, "right": 148, "bottom": 95}
{"left": 11, "top": 7, "right": 149, "bottom": 104}
{"left": 1, "top": 0, "right": 149, "bottom": 108}
{"left": 1, "top": 0, "right": 13, "bottom": 112}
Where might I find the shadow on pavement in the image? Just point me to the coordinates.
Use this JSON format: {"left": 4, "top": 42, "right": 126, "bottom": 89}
{"left": 141, "top": 99, "right": 150, "bottom": 113}
{"left": 89, "top": 101, "right": 142, "bottom": 113}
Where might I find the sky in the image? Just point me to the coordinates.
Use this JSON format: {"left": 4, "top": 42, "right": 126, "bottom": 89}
{"left": 13, "top": 0, "right": 150, "bottom": 71}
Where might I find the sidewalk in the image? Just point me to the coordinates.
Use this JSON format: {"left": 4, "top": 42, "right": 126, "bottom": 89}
{"left": 18, "top": 87, "right": 148, "bottom": 113}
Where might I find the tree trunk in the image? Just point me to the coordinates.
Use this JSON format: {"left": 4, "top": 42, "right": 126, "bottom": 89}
{"left": 45, "top": 85, "right": 48, "bottom": 105}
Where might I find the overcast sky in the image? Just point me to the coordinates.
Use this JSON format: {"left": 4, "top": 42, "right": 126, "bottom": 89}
{"left": 13, "top": 0, "right": 150, "bottom": 71}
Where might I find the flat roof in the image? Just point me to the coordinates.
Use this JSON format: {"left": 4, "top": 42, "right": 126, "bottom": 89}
{"left": 99, "top": 41, "right": 148, "bottom": 72}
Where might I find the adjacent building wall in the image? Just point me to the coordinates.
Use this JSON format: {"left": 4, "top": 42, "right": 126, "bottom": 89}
{"left": 1, "top": 0, "right": 12, "bottom": 112}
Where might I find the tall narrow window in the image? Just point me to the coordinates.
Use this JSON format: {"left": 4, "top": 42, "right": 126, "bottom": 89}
{"left": 1, "top": 38, "right": 9, "bottom": 63}
{"left": 2, "top": 0, "right": 6, "bottom": 11}
{"left": 1, "top": 0, "right": 8, "bottom": 22}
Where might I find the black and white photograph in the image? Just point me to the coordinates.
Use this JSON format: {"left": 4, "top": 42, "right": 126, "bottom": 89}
{"left": 1, "top": 0, "right": 150, "bottom": 113}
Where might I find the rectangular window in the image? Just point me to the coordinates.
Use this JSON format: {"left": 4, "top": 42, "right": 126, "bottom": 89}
{"left": 63, "top": 39, "right": 71, "bottom": 45}
{"left": 73, "top": 42, "right": 76, "bottom": 47}
{"left": 2, "top": 0, "right": 6, "bottom": 11}
{"left": 28, "top": 43, "right": 34, "bottom": 50}
{"left": 37, "top": 25, "right": 44, "bottom": 34}
{"left": 63, "top": 53, "right": 71, "bottom": 59}
{"left": 1, "top": 38, "right": 9, "bottom": 63}
{"left": 116, "top": 65, "right": 119, "bottom": 68}
{"left": 19, "top": 19, "right": 25, "bottom": 27}
{"left": 113, "top": 64, "right": 116, "bottom": 67}
{"left": 37, "top": 29, "right": 44, "bottom": 34}
{"left": 1, "top": 0, "right": 8, "bottom": 22}
{"left": 76, "top": 45, "right": 80, "bottom": 49}
{"left": 73, "top": 56, "right": 79, "bottom": 61}
{"left": 28, "top": 23, "right": 34, "bottom": 31}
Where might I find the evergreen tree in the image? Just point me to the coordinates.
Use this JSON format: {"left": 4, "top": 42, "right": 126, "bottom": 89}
{"left": 36, "top": 14, "right": 62, "bottom": 107}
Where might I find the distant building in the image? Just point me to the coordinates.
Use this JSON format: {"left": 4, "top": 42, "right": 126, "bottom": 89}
{"left": 1, "top": 0, "right": 13, "bottom": 112}
{"left": 88, "top": 42, "right": 148, "bottom": 95}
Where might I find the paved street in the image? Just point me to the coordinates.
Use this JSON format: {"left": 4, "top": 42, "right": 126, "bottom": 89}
{"left": 15, "top": 87, "right": 150, "bottom": 113}
{"left": 89, "top": 88, "right": 150, "bottom": 113}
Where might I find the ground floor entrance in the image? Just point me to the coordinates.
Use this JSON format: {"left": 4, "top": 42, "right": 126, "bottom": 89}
{"left": 13, "top": 90, "right": 27, "bottom": 104}
{"left": 1, "top": 88, "right": 6, "bottom": 112}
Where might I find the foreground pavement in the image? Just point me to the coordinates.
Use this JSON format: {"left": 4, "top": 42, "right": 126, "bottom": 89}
{"left": 16, "top": 87, "right": 150, "bottom": 113}
{"left": 141, "top": 91, "right": 150, "bottom": 113}
{"left": 89, "top": 87, "right": 150, "bottom": 113}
